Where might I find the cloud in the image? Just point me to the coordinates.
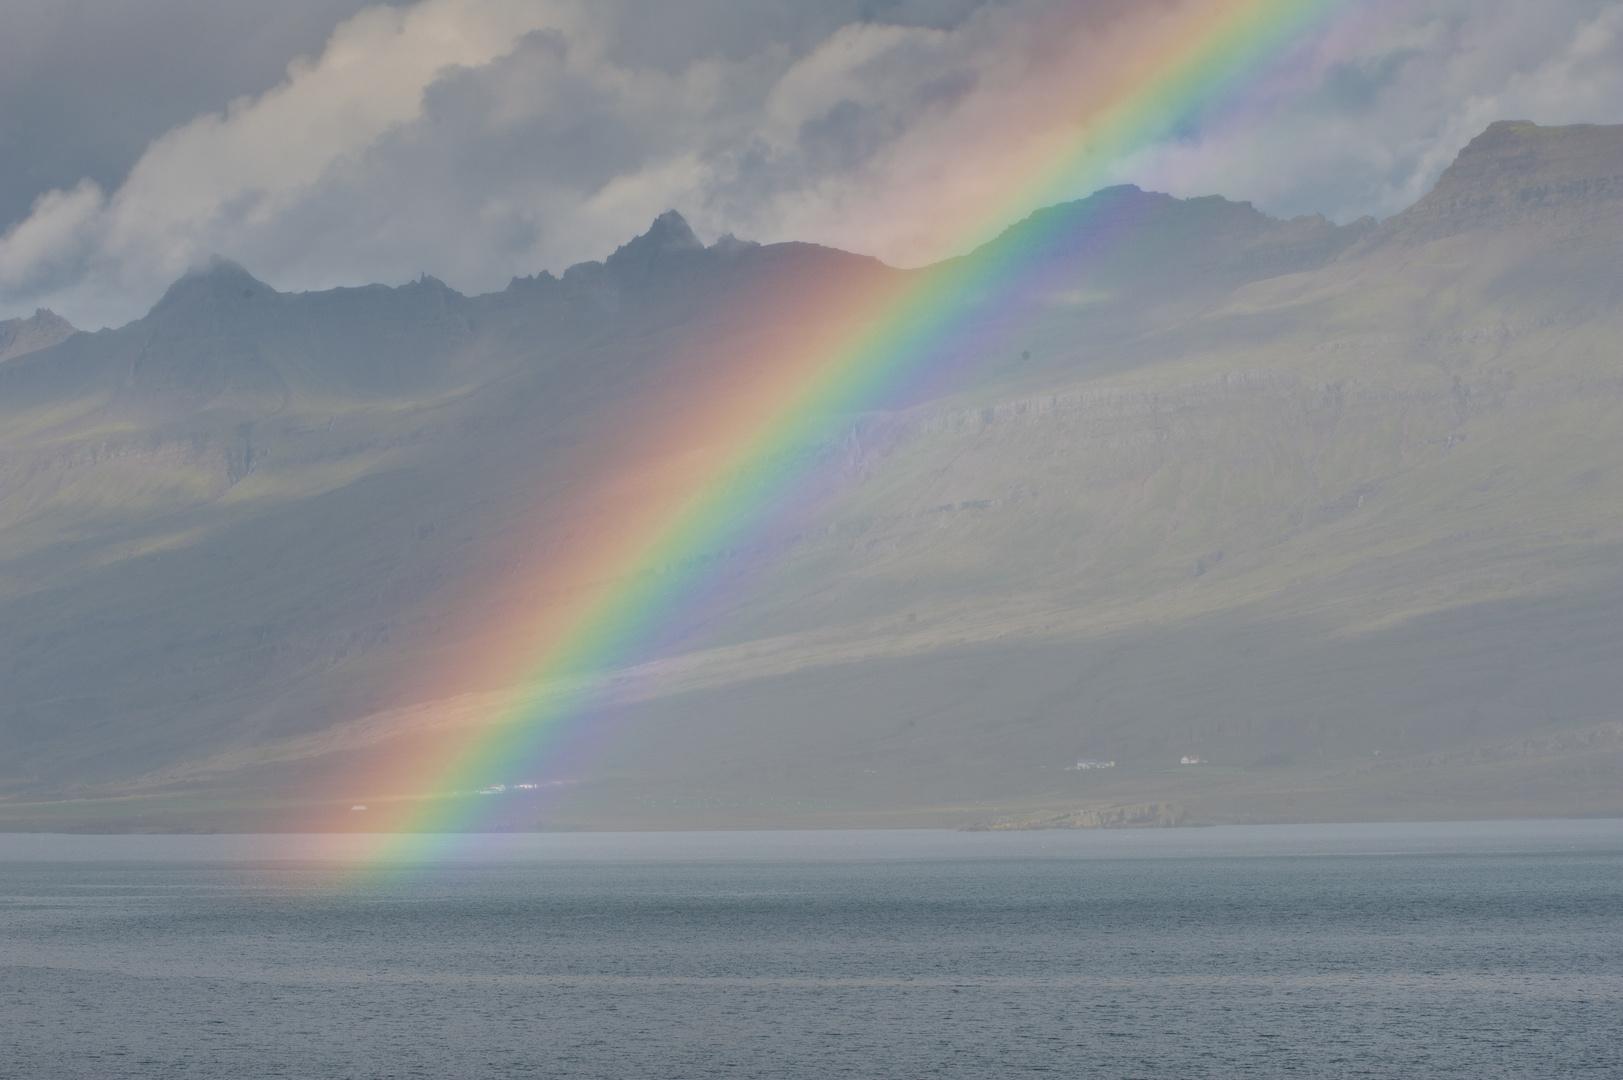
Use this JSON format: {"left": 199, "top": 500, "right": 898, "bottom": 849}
{"left": 0, "top": 0, "right": 407, "bottom": 232}
{"left": 1120, "top": 0, "right": 1623, "bottom": 223}
{"left": 1, "top": 0, "right": 577, "bottom": 325}
{"left": 5, "top": 0, "right": 1623, "bottom": 328}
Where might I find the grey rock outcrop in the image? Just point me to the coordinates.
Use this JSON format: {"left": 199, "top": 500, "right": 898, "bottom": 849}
{"left": 0, "top": 308, "right": 76, "bottom": 362}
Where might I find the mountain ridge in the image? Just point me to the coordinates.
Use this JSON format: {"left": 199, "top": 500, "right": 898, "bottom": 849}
{"left": 1, "top": 120, "right": 1621, "bottom": 830}
{"left": 0, "top": 308, "right": 76, "bottom": 363}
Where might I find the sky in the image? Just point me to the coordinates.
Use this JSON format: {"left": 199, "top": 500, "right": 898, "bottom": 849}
{"left": 3, "top": 0, "right": 1623, "bottom": 329}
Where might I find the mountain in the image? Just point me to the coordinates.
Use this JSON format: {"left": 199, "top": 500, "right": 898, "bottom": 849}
{"left": 1, "top": 121, "right": 1620, "bottom": 831}
{"left": 0, "top": 308, "right": 76, "bottom": 363}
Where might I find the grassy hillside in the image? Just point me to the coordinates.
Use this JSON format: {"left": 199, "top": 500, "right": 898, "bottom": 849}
{"left": 2, "top": 122, "right": 1621, "bottom": 830}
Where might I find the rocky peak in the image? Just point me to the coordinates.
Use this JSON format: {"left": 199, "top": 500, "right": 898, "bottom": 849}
{"left": 149, "top": 256, "right": 275, "bottom": 318}
{"left": 604, "top": 210, "right": 707, "bottom": 283}
{"left": 1388, "top": 121, "right": 1623, "bottom": 242}
{"left": 708, "top": 232, "right": 760, "bottom": 256}
{"left": 0, "top": 308, "right": 77, "bottom": 362}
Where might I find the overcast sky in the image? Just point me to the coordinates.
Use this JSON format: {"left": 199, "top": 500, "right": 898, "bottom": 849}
{"left": 4, "top": 0, "right": 1623, "bottom": 329}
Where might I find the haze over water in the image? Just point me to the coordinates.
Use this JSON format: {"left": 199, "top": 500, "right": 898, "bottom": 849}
{"left": 3, "top": 820, "right": 1619, "bottom": 1078}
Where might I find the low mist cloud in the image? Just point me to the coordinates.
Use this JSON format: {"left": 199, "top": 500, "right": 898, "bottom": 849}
{"left": 4, "top": 0, "right": 1623, "bottom": 328}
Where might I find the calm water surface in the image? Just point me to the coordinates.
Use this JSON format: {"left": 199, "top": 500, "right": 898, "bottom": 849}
{"left": 2, "top": 821, "right": 1619, "bottom": 1078}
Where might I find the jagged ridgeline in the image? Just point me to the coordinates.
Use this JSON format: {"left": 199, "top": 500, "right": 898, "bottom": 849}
{"left": 1, "top": 121, "right": 1620, "bottom": 831}
{"left": 0, "top": 309, "right": 75, "bottom": 363}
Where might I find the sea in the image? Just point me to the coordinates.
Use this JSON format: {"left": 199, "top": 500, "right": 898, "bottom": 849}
{"left": 1, "top": 820, "right": 1619, "bottom": 1079}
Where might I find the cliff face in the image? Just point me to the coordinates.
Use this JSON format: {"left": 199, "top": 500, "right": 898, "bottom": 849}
{"left": 1384, "top": 121, "right": 1623, "bottom": 242}
{"left": 2, "top": 123, "right": 1622, "bottom": 830}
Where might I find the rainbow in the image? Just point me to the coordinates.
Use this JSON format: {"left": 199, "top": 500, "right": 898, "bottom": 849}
{"left": 360, "top": 0, "right": 1375, "bottom": 847}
